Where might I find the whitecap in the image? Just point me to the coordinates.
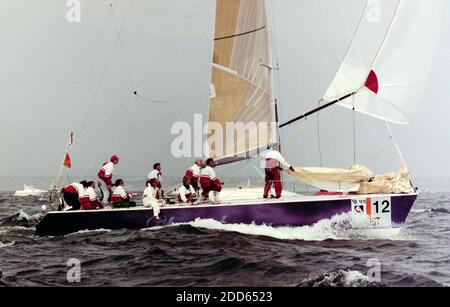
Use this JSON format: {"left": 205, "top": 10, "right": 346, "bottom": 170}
{"left": 0, "top": 241, "right": 15, "bottom": 248}
{"left": 143, "top": 213, "right": 408, "bottom": 242}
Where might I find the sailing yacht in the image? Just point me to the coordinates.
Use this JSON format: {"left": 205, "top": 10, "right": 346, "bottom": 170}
{"left": 36, "top": 0, "right": 442, "bottom": 236}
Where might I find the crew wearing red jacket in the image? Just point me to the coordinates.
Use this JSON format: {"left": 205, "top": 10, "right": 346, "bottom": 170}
{"left": 200, "top": 158, "right": 222, "bottom": 202}
{"left": 60, "top": 181, "right": 87, "bottom": 211}
{"left": 111, "top": 179, "right": 136, "bottom": 208}
{"left": 185, "top": 160, "right": 203, "bottom": 192}
{"left": 80, "top": 181, "right": 103, "bottom": 210}
{"left": 263, "top": 145, "right": 295, "bottom": 199}
{"left": 97, "top": 155, "right": 119, "bottom": 204}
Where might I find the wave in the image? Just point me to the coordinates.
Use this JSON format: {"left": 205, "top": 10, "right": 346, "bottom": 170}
{"left": 0, "top": 226, "right": 35, "bottom": 237}
{"left": 0, "top": 241, "right": 15, "bottom": 248}
{"left": 298, "top": 270, "right": 383, "bottom": 287}
{"left": 143, "top": 213, "right": 407, "bottom": 242}
{"left": 0, "top": 210, "right": 41, "bottom": 228}
{"left": 66, "top": 229, "right": 113, "bottom": 236}
{"left": 411, "top": 209, "right": 431, "bottom": 213}
{"left": 411, "top": 208, "right": 450, "bottom": 214}
{"left": 431, "top": 208, "right": 450, "bottom": 214}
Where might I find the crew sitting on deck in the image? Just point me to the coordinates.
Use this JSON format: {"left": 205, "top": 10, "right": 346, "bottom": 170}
{"left": 143, "top": 179, "right": 164, "bottom": 221}
{"left": 111, "top": 179, "right": 136, "bottom": 208}
{"left": 263, "top": 145, "right": 295, "bottom": 199}
{"left": 97, "top": 155, "right": 119, "bottom": 204}
{"left": 185, "top": 160, "right": 203, "bottom": 193}
{"left": 147, "top": 163, "right": 163, "bottom": 189}
{"left": 178, "top": 176, "right": 197, "bottom": 204}
{"left": 60, "top": 181, "right": 88, "bottom": 211}
{"left": 80, "top": 181, "right": 103, "bottom": 210}
{"left": 200, "top": 158, "right": 222, "bottom": 204}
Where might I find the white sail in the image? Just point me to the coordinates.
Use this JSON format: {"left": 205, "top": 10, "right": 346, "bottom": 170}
{"left": 207, "top": 0, "right": 278, "bottom": 164}
{"left": 324, "top": 0, "right": 444, "bottom": 124}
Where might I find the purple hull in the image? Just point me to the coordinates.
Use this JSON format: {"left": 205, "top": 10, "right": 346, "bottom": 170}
{"left": 36, "top": 194, "right": 417, "bottom": 236}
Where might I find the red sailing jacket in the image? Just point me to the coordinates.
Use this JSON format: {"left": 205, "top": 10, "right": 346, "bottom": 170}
{"left": 98, "top": 161, "right": 114, "bottom": 186}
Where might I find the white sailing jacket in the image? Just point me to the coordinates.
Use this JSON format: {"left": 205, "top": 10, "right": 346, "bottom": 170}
{"left": 143, "top": 185, "right": 160, "bottom": 207}
{"left": 80, "top": 187, "right": 98, "bottom": 202}
{"left": 186, "top": 164, "right": 201, "bottom": 180}
{"left": 178, "top": 185, "right": 196, "bottom": 203}
{"left": 147, "top": 169, "right": 162, "bottom": 182}
{"left": 264, "top": 150, "right": 291, "bottom": 170}
{"left": 112, "top": 186, "right": 131, "bottom": 203}
{"left": 200, "top": 166, "right": 218, "bottom": 181}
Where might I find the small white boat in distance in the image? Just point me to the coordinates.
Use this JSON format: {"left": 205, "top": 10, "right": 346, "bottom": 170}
{"left": 14, "top": 185, "right": 47, "bottom": 197}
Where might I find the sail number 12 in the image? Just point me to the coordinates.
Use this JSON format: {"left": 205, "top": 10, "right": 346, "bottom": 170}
{"left": 372, "top": 200, "right": 391, "bottom": 214}
{"left": 351, "top": 197, "right": 392, "bottom": 228}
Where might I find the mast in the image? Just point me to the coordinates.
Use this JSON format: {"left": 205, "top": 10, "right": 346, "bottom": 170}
{"left": 264, "top": 0, "right": 280, "bottom": 147}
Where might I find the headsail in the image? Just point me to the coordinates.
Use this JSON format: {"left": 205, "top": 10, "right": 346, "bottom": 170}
{"left": 207, "top": 0, "right": 278, "bottom": 164}
{"left": 324, "top": 0, "right": 444, "bottom": 124}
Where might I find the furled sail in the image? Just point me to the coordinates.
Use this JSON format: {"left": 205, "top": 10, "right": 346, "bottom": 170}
{"left": 207, "top": 0, "right": 278, "bottom": 164}
{"left": 288, "top": 165, "right": 374, "bottom": 193}
{"left": 324, "top": 0, "right": 444, "bottom": 124}
{"left": 288, "top": 165, "right": 414, "bottom": 194}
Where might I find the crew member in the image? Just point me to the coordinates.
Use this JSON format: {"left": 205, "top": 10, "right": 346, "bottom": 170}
{"left": 185, "top": 160, "right": 203, "bottom": 193}
{"left": 111, "top": 179, "right": 136, "bottom": 208}
{"left": 147, "top": 163, "right": 162, "bottom": 189}
{"left": 97, "top": 155, "right": 119, "bottom": 204}
{"left": 143, "top": 179, "right": 164, "bottom": 221}
{"left": 80, "top": 181, "right": 103, "bottom": 210}
{"left": 60, "top": 181, "right": 87, "bottom": 211}
{"left": 263, "top": 145, "right": 295, "bottom": 199}
{"left": 200, "top": 158, "right": 222, "bottom": 203}
{"left": 178, "top": 176, "right": 197, "bottom": 204}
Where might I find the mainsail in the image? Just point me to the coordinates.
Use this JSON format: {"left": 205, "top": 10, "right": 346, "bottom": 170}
{"left": 325, "top": 0, "right": 444, "bottom": 124}
{"left": 207, "top": 0, "right": 278, "bottom": 164}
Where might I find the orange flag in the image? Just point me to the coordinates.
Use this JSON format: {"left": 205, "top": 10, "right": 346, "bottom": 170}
{"left": 63, "top": 152, "right": 72, "bottom": 169}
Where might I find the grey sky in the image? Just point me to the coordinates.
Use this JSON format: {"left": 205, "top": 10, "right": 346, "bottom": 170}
{"left": 0, "top": 0, "right": 449, "bottom": 182}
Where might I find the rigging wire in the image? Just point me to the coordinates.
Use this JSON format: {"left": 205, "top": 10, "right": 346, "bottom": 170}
{"left": 317, "top": 100, "right": 323, "bottom": 167}
{"left": 336, "top": 0, "right": 369, "bottom": 72}
{"left": 133, "top": 92, "right": 178, "bottom": 104}
{"left": 110, "top": 1, "right": 136, "bottom": 90}
{"left": 352, "top": 96, "right": 357, "bottom": 165}
{"left": 134, "top": 0, "right": 211, "bottom": 95}
{"left": 298, "top": 14, "right": 336, "bottom": 73}
{"left": 78, "top": 94, "right": 134, "bottom": 177}
{"left": 52, "top": 2, "right": 112, "bottom": 189}
{"left": 111, "top": 2, "right": 182, "bottom": 105}
{"left": 84, "top": 2, "right": 113, "bottom": 95}
{"left": 77, "top": 0, "right": 211, "bottom": 180}
{"left": 77, "top": 0, "right": 135, "bottom": 145}
{"left": 224, "top": 106, "right": 337, "bottom": 184}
